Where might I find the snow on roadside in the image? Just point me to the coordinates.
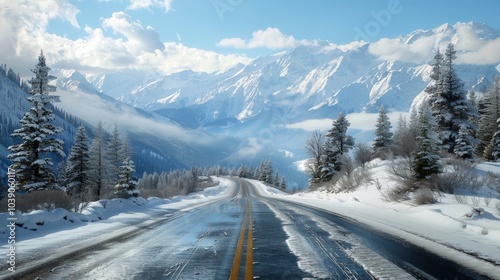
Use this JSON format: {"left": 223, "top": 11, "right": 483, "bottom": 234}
{"left": 252, "top": 161, "right": 500, "bottom": 278}
{"left": 0, "top": 178, "right": 233, "bottom": 245}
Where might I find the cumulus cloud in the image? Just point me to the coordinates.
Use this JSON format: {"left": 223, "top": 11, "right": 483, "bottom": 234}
{"left": 102, "top": 12, "right": 165, "bottom": 54}
{"left": 285, "top": 112, "right": 409, "bottom": 132}
{"left": 369, "top": 36, "right": 435, "bottom": 64}
{"left": 128, "top": 0, "right": 173, "bottom": 12}
{"left": 369, "top": 23, "right": 500, "bottom": 65}
{"left": 217, "top": 27, "right": 310, "bottom": 50}
{"left": 0, "top": 1, "right": 250, "bottom": 77}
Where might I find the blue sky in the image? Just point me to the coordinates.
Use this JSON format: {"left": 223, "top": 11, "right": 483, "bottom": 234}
{"left": 2, "top": 0, "right": 500, "bottom": 75}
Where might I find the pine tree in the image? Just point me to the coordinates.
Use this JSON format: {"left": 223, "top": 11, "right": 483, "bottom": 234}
{"left": 258, "top": 160, "right": 273, "bottom": 184}
{"left": 66, "top": 125, "right": 90, "bottom": 196}
{"left": 279, "top": 175, "right": 287, "bottom": 190}
{"left": 115, "top": 157, "right": 139, "bottom": 198}
{"left": 372, "top": 105, "right": 393, "bottom": 157}
{"left": 237, "top": 165, "right": 245, "bottom": 178}
{"left": 453, "top": 124, "right": 475, "bottom": 161}
{"left": 320, "top": 113, "right": 355, "bottom": 182}
{"left": 273, "top": 170, "right": 280, "bottom": 187}
{"left": 477, "top": 77, "right": 500, "bottom": 158}
{"left": 7, "top": 50, "right": 65, "bottom": 192}
{"left": 88, "top": 122, "right": 109, "bottom": 200}
{"left": 426, "top": 43, "right": 476, "bottom": 153}
{"left": 108, "top": 124, "right": 123, "bottom": 187}
{"left": 413, "top": 105, "right": 441, "bottom": 180}
{"left": 490, "top": 116, "right": 500, "bottom": 161}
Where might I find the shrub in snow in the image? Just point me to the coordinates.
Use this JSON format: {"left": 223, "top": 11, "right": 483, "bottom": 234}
{"left": 4, "top": 190, "right": 72, "bottom": 212}
{"left": 413, "top": 187, "right": 437, "bottom": 205}
{"left": 335, "top": 166, "right": 373, "bottom": 193}
{"left": 464, "top": 207, "right": 485, "bottom": 218}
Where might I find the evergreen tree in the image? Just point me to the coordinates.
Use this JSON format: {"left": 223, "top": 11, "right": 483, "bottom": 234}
{"left": 320, "top": 113, "right": 355, "bottom": 182}
{"left": 490, "top": 117, "right": 500, "bottom": 161}
{"left": 88, "top": 122, "right": 109, "bottom": 200}
{"left": 237, "top": 165, "right": 245, "bottom": 178}
{"left": 66, "top": 125, "right": 90, "bottom": 196}
{"left": 477, "top": 77, "right": 500, "bottom": 158}
{"left": 413, "top": 106, "right": 442, "bottom": 180}
{"left": 7, "top": 50, "right": 65, "bottom": 192}
{"left": 56, "top": 162, "right": 68, "bottom": 189}
{"left": 108, "top": 124, "right": 123, "bottom": 187}
{"left": 258, "top": 160, "right": 273, "bottom": 184}
{"left": 114, "top": 157, "right": 139, "bottom": 198}
{"left": 426, "top": 43, "right": 476, "bottom": 153}
{"left": 273, "top": 170, "right": 280, "bottom": 187}
{"left": 372, "top": 105, "right": 393, "bottom": 157}
{"left": 279, "top": 175, "right": 287, "bottom": 191}
{"left": 453, "top": 124, "right": 475, "bottom": 161}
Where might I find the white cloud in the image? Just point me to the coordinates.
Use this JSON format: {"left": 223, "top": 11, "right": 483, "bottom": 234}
{"left": 102, "top": 12, "right": 165, "bottom": 54}
{"left": 218, "top": 27, "right": 310, "bottom": 50}
{"left": 128, "top": 0, "right": 173, "bottom": 12}
{"left": 285, "top": 112, "right": 410, "bottom": 132}
{"left": 369, "top": 23, "right": 500, "bottom": 65}
{"left": 368, "top": 36, "right": 435, "bottom": 64}
{"left": 56, "top": 87, "right": 212, "bottom": 145}
{"left": 0, "top": 1, "right": 250, "bottom": 77}
{"left": 285, "top": 118, "right": 333, "bottom": 131}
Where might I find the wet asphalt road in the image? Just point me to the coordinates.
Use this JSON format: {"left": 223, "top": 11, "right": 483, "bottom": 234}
{"left": 4, "top": 178, "right": 495, "bottom": 280}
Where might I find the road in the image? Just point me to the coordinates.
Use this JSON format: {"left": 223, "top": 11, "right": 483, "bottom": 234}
{"left": 3, "top": 178, "right": 494, "bottom": 279}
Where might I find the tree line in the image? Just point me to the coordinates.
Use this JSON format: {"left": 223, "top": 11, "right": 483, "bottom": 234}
{"left": 4, "top": 51, "right": 139, "bottom": 212}
{"left": 138, "top": 159, "right": 288, "bottom": 198}
{"left": 305, "top": 43, "right": 500, "bottom": 191}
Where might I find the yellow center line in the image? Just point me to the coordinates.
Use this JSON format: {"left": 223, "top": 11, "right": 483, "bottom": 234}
{"left": 229, "top": 183, "right": 254, "bottom": 280}
{"left": 245, "top": 196, "right": 253, "bottom": 280}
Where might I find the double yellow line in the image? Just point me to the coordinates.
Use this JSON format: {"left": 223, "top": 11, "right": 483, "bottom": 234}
{"left": 229, "top": 185, "right": 254, "bottom": 280}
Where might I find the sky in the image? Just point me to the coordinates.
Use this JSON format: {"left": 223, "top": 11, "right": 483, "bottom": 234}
{"left": 2, "top": 0, "right": 500, "bottom": 77}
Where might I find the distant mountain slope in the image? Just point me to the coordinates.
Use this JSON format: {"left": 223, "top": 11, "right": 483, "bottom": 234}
{"left": 82, "top": 22, "right": 499, "bottom": 128}
{"left": 50, "top": 22, "right": 500, "bottom": 188}
{"left": 0, "top": 67, "right": 240, "bottom": 185}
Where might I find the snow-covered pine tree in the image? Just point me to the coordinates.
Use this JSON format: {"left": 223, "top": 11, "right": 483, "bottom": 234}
{"left": 454, "top": 124, "right": 475, "bottom": 161}
{"left": 279, "top": 175, "right": 287, "bottom": 190}
{"left": 413, "top": 105, "right": 442, "bottom": 180}
{"left": 273, "top": 170, "right": 280, "bottom": 187}
{"left": 87, "top": 122, "right": 109, "bottom": 200}
{"left": 57, "top": 162, "right": 68, "bottom": 189}
{"left": 7, "top": 50, "right": 65, "bottom": 192}
{"left": 66, "top": 125, "right": 90, "bottom": 196}
{"left": 320, "top": 113, "right": 355, "bottom": 182}
{"left": 258, "top": 160, "right": 273, "bottom": 184}
{"left": 425, "top": 50, "right": 444, "bottom": 107}
{"left": 107, "top": 124, "right": 123, "bottom": 187}
{"left": 477, "top": 77, "right": 500, "bottom": 159}
{"left": 490, "top": 115, "right": 500, "bottom": 161}
{"left": 372, "top": 105, "right": 393, "bottom": 157}
{"left": 427, "top": 43, "right": 476, "bottom": 154}
{"left": 114, "top": 157, "right": 139, "bottom": 198}
{"left": 237, "top": 165, "right": 245, "bottom": 178}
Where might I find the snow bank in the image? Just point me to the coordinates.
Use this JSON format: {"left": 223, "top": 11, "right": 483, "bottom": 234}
{"left": 252, "top": 161, "right": 500, "bottom": 277}
{"left": 0, "top": 179, "right": 232, "bottom": 243}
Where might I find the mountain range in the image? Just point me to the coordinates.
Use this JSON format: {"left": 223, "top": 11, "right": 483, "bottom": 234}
{"left": 2, "top": 22, "right": 500, "bottom": 188}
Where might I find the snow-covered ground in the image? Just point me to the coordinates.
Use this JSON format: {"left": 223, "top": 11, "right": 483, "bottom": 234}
{"left": 0, "top": 181, "right": 234, "bottom": 254}
{"left": 2, "top": 162, "right": 500, "bottom": 277}
{"left": 254, "top": 160, "right": 500, "bottom": 278}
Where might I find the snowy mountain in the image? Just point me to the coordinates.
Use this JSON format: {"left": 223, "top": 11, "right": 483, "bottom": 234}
{"left": 85, "top": 22, "right": 499, "bottom": 125}
{"left": 51, "top": 22, "right": 500, "bottom": 187}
